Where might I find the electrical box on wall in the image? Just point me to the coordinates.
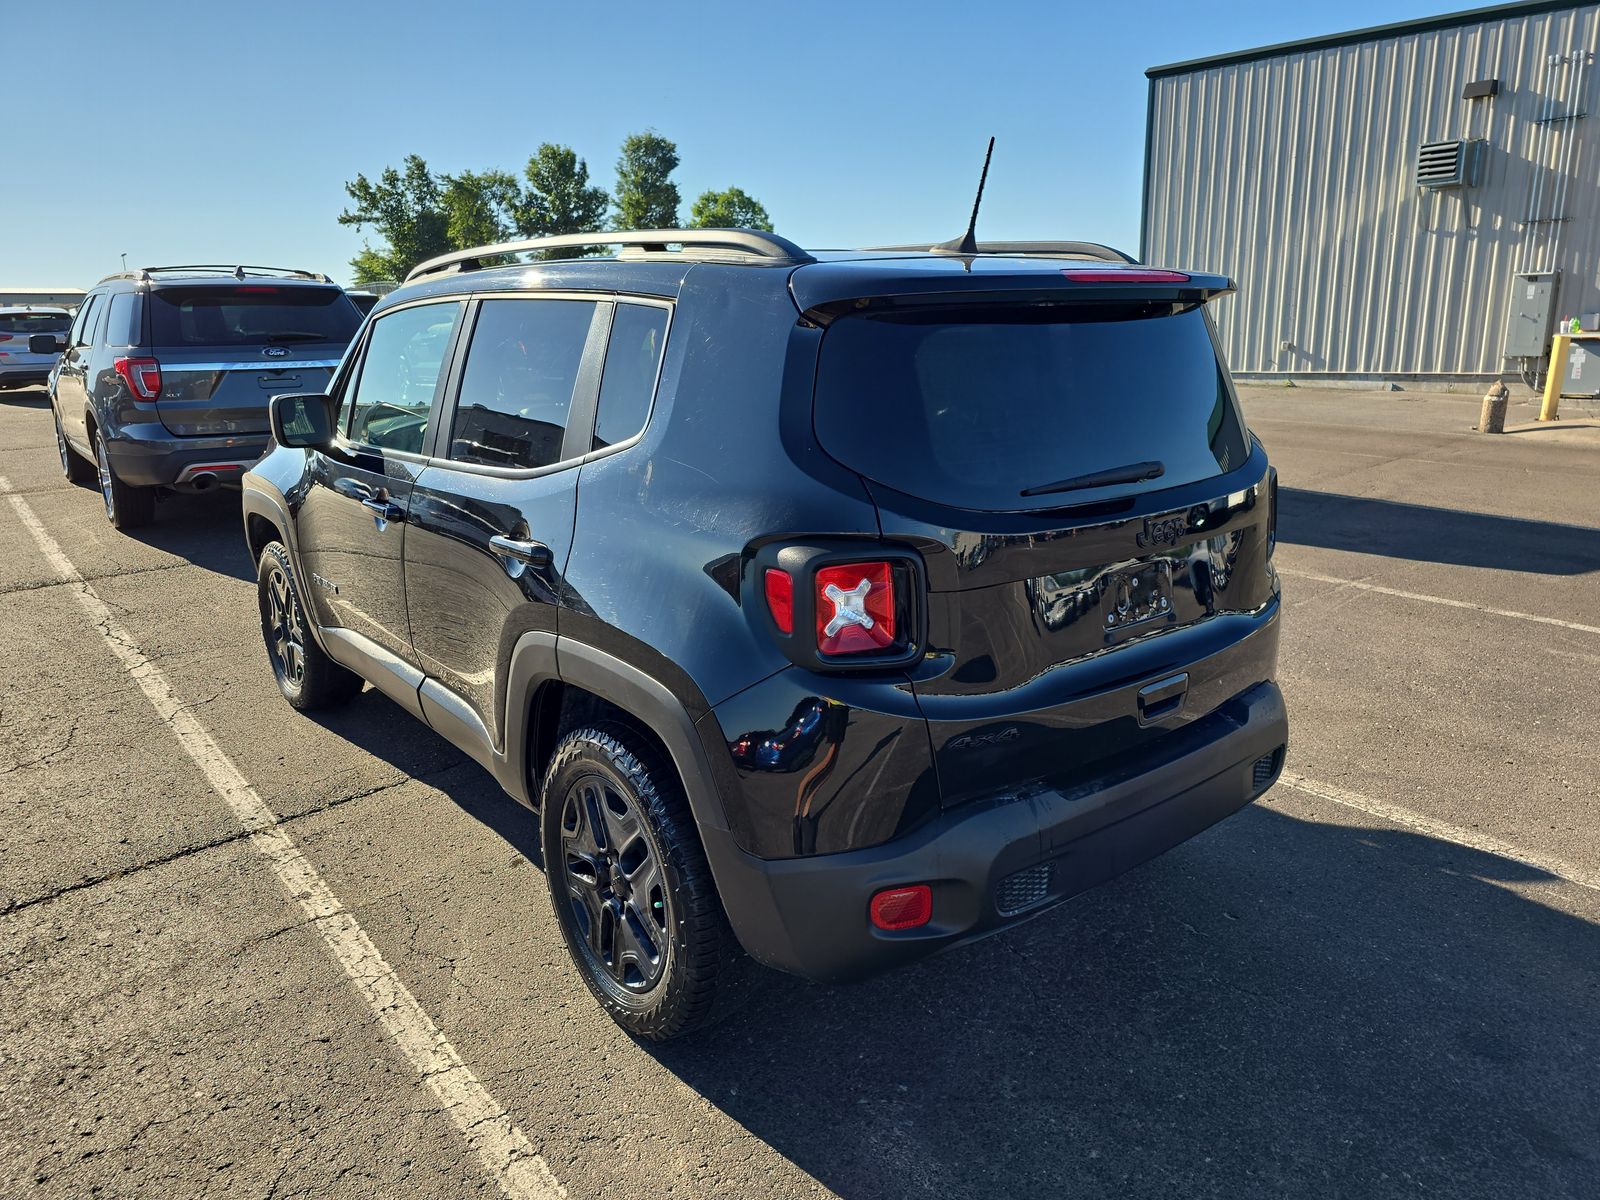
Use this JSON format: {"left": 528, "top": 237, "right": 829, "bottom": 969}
{"left": 1504, "top": 272, "right": 1559, "bottom": 358}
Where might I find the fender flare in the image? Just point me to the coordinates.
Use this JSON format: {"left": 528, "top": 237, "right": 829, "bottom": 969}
{"left": 501, "top": 632, "right": 730, "bottom": 836}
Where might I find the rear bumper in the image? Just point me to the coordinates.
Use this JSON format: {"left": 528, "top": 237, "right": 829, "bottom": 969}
{"left": 703, "top": 680, "right": 1287, "bottom": 982}
{"left": 102, "top": 427, "right": 269, "bottom": 487}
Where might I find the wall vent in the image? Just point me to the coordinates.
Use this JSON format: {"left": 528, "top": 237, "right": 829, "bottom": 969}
{"left": 1417, "top": 139, "right": 1480, "bottom": 188}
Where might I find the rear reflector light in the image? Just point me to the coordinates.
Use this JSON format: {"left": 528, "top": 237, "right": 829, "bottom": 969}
{"left": 113, "top": 356, "right": 162, "bottom": 400}
{"left": 870, "top": 885, "right": 932, "bottom": 931}
{"left": 815, "top": 561, "right": 896, "bottom": 656}
{"left": 1061, "top": 269, "right": 1191, "bottom": 284}
{"left": 764, "top": 568, "right": 794, "bottom": 634}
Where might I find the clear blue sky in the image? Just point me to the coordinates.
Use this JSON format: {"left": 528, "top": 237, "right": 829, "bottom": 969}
{"left": 9, "top": 0, "right": 1469, "bottom": 287}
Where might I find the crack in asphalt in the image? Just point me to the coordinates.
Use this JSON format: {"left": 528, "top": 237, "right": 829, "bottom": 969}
{"left": 0, "top": 558, "right": 205, "bottom": 599}
{"left": 0, "top": 767, "right": 465, "bottom": 921}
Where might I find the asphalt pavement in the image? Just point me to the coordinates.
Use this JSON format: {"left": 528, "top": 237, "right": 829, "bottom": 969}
{"left": 1, "top": 380, "right": 1597, "bottom": 1198}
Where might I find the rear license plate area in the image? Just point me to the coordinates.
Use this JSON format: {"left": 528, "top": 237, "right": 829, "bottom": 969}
{"left": 257, "top": 373, "right": 304, "bottom": 390}
{"left": 1101, "top": 560, "right": 1175, "bottom": 643}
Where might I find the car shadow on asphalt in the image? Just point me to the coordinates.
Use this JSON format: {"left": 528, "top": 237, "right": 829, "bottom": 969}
{"left": 304, "top": 690, "right": 543, "bottom": 867}
{"left": 649, "top": 802, "right": 1600, "bottom": 1199}
{"left": 130, "top": 490, "right": 256, "bottom": 583}
{"left": 1279, "top": 487, "right": 1600, "bottom": 575}
{"left": 0, "top": 388, "right": 50, "bottom": 409}
{"left": 287, "top": 685, "right": 1600, "bottom": 1196}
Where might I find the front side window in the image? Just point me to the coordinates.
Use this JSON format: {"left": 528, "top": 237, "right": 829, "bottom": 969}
{"left": 449, "top": 299, "right": 598, "bottom": 470}
{"left": 593, "top": 303, "right": 668, "bottom": 450}
{"left": 70, "top": 295, "right": 100, "bottom": 347}
{"left": 346, "top": 302, "right": 460, "bottom": 454}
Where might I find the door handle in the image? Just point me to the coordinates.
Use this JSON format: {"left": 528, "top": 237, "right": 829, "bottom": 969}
{"left": 360, "top": 497, "right": 404, "bottom": 524}
{"left": 489, "top": 534, "right": 552, "bottom": 571}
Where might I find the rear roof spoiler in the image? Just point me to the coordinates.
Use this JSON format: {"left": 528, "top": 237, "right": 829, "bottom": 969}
{"left": 790, "top": 264, "right": 1236, "bottom": 325}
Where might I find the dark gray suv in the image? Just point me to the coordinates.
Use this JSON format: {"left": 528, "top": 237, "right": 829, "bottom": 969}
{"left": 39, "top": 266, "right": 361, "bottom": 529}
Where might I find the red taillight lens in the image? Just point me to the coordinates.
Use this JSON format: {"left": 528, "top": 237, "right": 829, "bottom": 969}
{"left": 113, "top": 356, "right": 162, "bottom": 400}
{"left": 815, "top": 561, "right": 896, "bottom": 656}
{"left": 870, "top": 885, "right": 932, "bottom": 931}
{"left": 1061, "top": 269, "right": 1191, "bottom": 283}
{"left": 0, "top": 334, "right": 12, "bottom": 343}
{"left": 764, "top": 568, "right": 794, "bottom": 635}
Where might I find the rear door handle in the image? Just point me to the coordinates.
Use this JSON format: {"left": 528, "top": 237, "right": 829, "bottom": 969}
{"left": 1136, "top": 673, "right": 1188, "bottom": 726}
{"left": 489, "top": 534, "right": 552, "bottom": 576}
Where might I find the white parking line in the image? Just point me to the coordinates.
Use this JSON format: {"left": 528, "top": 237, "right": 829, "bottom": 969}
{"left": 1280, "top": 566, "right": 1600, "bottom": 637}
{"left": 1278, "top": 772, "right": 1600, "bottom": 894}
{"left": 0, "top": 479, "right": 565, "bottom": 1200}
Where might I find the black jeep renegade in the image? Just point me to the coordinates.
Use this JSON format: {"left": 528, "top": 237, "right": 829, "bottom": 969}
{"left": 242, "top": 229, "right": 1286, "bottom": 1040}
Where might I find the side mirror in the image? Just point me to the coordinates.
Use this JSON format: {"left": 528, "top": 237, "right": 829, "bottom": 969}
{"left": 269, "top": 392, "right": 336, "bottom": 449}
{"left": 29, "top": 333, "right": 67, "bottom": 355}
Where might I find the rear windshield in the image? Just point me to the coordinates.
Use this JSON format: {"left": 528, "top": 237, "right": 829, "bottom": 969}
{"left": 0, "top": 312, "right": 70, "bottom": 334}
{"left": 814, "top": 304, "right": 1249, "bottom": 511}
{"left": 149, "top": 285, "right": 360, "bottom": 348}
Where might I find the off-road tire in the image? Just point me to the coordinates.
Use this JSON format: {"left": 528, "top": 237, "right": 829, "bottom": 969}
{"left": 541, "top": 722, "right": 755, "bottom": 1041}
{"left": 256, "top": 541, "right": 363, "bottom": 710}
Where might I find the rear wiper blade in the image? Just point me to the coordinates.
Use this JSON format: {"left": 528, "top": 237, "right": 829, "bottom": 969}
{"left": 263, "top": 331, "right": 329, "bottom": 342}
{"left": 1020, "top": 460, "right": 1165, "bottom": 498}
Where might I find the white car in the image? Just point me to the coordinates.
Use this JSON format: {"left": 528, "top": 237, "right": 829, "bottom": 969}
{"left": 0, "top": 306, "right": 72, "bottom": 390}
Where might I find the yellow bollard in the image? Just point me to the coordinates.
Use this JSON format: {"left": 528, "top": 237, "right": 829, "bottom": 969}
{"left": 1539, "top": 334, "right": 1570, "bottom": 421}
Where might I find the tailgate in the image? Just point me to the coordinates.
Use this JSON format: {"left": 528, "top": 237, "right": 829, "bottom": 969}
{"left": 807, "top": 282, "right": 1280, "bottom": 807}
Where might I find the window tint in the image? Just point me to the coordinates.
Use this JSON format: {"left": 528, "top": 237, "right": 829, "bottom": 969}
{"left": 0, "top": 312, "right": 71, "bottom": 335}
{"left": 593, "top": 303, "right": 668, "bottom": 450}
{"left": 70, "top": 295, "right": 100, "bottom": 346}
{"left": 346, "top": 302, "right": 459, "bottom": 455}
{"left": 104, "top": 293, "right": 142, "bottom": 346}
{"left": 814, "top": 305, "right": 1250, "bottom": 512}
{"left": 449, "top": 299, "right": 597, "bottom": 470}
{"left": 148, "top": 285, "right": 360, "bottom": 348}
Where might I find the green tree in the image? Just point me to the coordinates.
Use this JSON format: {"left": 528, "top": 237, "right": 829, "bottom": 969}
{"left": 515, "top": 143, "right": 611, "bottom": 259}
{"left": 441, "top": 168, "right": 525, "bottom": 250}
{"left": 688, "top": 186, "right": 774, "bottom": 232}
{"left": 614, "top": 131, "right": 680, "bottom": 229}
{"left": 338, "top": 154, "right": 452, "bottom": 282}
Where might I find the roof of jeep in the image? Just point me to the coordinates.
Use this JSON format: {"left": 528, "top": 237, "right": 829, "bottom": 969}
{"left": 378, "top": 248, "right": 1229, "bottom": 322}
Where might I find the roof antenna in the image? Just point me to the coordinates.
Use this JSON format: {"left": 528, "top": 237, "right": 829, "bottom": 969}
{"left": 932, "top": 136, "right": 994, "bottom": 255}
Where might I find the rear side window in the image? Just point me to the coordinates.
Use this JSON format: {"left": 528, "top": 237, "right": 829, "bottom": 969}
{"left": 0, "top": 312, "right": 71, "bottom": 335}
{"left": 148, "top": 285, "right": 360, "bottom": 348}
{"left": 346, "top": 302, "right": 460, "bottom": 454}
{"left": 593, "top": 303, "right": 668, "bottom": 450}
{"left": 104, "top": 293, "right": 142, "bottom": 346}
{"left": 814, "top": 305, "right": 1249, "bottom": 511}
{"left": 449, "top": 299, "right": 598, "bottom": 470}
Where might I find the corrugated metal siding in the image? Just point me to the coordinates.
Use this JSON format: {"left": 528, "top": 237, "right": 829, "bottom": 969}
{"left": 1144, "top": 4, "right": 1600, "bottom": 376}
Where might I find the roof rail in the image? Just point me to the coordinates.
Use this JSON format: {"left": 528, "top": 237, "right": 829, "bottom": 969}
{"left": 863, "top": 240, "right": 1139, "bottom": 265}
{"left": 97, "top": 265, "right": 334, "bottom": 285}
{"left": 404, "top": 228, "right": 813, "bottom": 283}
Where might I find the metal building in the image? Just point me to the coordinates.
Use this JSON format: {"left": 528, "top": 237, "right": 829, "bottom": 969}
{"left": 1142, "top": 0, "right": 1600, "bottom": 382}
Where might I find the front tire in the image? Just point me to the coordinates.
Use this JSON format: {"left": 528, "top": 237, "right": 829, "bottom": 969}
{"left": 256, "top": 541, "right": 362, "bottom": 710}
{"left": 55, "top": 405, "right": 95, "bottom": 486}
{"left": 91, "top": 427, "right": 154, "bottom": 529}
{"left": 541, "top": 723, "right": 752, "bottom": 1041}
